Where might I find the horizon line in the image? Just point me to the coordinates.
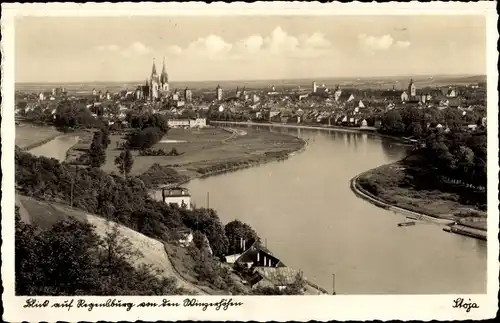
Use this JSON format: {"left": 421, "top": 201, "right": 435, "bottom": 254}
{"left": 15, "top": 73, "right": 486, "bottom": 85}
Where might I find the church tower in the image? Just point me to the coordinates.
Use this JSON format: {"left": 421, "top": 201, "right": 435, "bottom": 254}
{"left": 216, "top": 84, "right": 223, "bottom": 101}
{"left": 408, "top": 79, "right": 417, "bottom": 97}
{"left": 150, "top": 58, "right": 159, "bottom": 100}
{"left": 160, "top": 57, "right": 170, "bottom": 92}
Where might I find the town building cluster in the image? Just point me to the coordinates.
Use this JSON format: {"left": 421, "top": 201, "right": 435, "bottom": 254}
{"left": 15, "top": 57, "right": 487, "bottom": 134}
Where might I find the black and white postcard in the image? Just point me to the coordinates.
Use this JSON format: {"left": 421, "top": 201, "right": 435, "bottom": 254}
{"left": 1, "top": 2, "right": 498, "bottom": 321}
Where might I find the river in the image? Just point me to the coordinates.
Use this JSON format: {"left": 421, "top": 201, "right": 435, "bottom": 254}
{"left": 28, "top": 135, "right": 80, "bottom": 162}
{"left": 29, "top": 127, "right": 487, "bottom": 294}
{"left": 185, "top": 126, "right": 487, "bottom": 294}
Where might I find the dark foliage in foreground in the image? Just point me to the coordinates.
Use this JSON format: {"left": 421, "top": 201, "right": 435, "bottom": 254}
{"left": 15, "top": 207, "right": 185, "bottom": 296}
{"left": 15, "top": 148, "right": 237, "bottom": 260}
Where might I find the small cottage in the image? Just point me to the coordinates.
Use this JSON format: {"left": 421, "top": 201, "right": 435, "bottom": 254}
{"left": 162, "top": 187, "right": 192, "bottom": 210}
{"left": 249, "top": 267, "right": 303, "bottom": 291}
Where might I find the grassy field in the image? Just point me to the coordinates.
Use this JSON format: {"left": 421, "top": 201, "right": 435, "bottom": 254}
{"left": 15, "top": 124, "right": 61, "bottom": 149}
{"left": 15, "top": 194, "right": 205, "bottom": 294}
{"left": 101, "top": 127, "right": 305, "bottom": 178}
{"left": 357, "top": 159, "right": 487, "bottom": 229}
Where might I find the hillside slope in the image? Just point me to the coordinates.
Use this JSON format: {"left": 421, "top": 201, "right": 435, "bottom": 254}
{"left": 15, "top": 194, "right": 206, "bottom": 295}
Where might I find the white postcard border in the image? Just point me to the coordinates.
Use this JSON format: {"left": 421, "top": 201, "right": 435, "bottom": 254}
{"left": 1, "top": 2, "right": 498, "bottom": 322}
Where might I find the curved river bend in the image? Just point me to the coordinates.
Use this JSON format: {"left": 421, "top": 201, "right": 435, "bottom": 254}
{"left": 29, "top": 127, "right": 486, "bottom": 294}
{"left": 186, "top": 126, "right": 486, "bottom": 295}
{"left": 27, "top": 135, "right": 80, "bottom": 162}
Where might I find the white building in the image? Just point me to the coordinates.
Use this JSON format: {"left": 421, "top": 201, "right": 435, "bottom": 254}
{"left": 167, "top": 119, "right": 190, "bottom": 128}
{"left": 189, "top": 118, "right": 206, "bottom": 128}
{"left": 162, "top": 187, "right": 192, "bottom": 210}
{"left": 167, "top": 118, "right": 206, "bottom": 129}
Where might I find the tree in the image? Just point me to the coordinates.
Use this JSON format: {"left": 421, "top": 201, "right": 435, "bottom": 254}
{"left": 15, "top": 215, "right": 185, "bottom": 296}
{"left": 54, "top": 102, "right": 99, "bottom": 130}
{"left": 182, "top": 208, "right": 229, "bottom": 258}
{"left": 145, "top": 114, "right": 170, "bottom": 133}
{"left": 224, "top": 220, "right": 261, "bottom": 255}
{"left": 88, "top": 131, "right": 106, "bottom": 168}
{"left": 382, "top": 109, "right": 405, "bottom": 134}
{"left": 407, "top": 121, "right": 424, "bottom": 139}
{"left": 443, "top": 108, "right": 465, "bottom": 130}
{"left": 126, "top": 127, "right": 165, "bottom": 150}
{"left": 114, "top": 149, "right": 134, "bottom": 178}
{"left": 15, "top": 216, "right": 102, "bottom": 295}
{"left": 100, "top": 126, "right": 111, "bottom": 149}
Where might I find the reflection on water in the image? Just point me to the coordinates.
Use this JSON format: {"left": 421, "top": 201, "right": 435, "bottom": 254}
{"left": 186, "top": 126, "right": 486, "bottom": 294}
{"left": 28, "top": 135, "right": 79, "bottom": 162}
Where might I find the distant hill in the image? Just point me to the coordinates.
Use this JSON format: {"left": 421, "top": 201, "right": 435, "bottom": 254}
{"left": 15, "top": 74, "right": 486, "bottom": 93}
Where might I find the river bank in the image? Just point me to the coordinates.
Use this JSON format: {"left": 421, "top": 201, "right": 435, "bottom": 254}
{"left": 94, "top": 126, "right": 307, "bottom": 190}
{"left": 18, "top": 122, "right": 486, "bottom": 294}
{"left": 64, "top": 130, "right": 94, "bottom": 163}
{"left": 351, "top": 159, "right": 487, "bottom": 241}
{"left": 210, "top": 120, "right": 415, "bottom": 146}
{"left": 15, "top": 123, "right": 61, "bottom": 150}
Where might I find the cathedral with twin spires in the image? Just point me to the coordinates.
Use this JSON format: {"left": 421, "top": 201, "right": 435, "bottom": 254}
{"left": 135, "top": 58, "right": 170, "bottom": 101}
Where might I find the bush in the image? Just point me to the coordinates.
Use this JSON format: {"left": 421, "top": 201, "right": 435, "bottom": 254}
{"left": 126, "top": 127, "right": 165, "bottom": 150}
{"left": 358, "top": 177, "right": 380, "bottom": 195}
{"left": 15, "top": 214, "right": 184, "bottom": 296}
{"left": 167, "top": 148, "right": 181, "bottom": 156}
{"left": 138, "top": 163, "right": 189, "bottom": 188}
{"left": 138, "top": 148, "right": 166, "bottom": 156}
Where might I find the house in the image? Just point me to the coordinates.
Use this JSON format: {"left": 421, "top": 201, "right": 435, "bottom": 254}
{"left": 167, "top": 119, "right": 190, "bottom": 128}
{"left": 467, "top": 124, "right": 478, "bottom": 131}
{"left": 381, "top": 89, "right": 408, "bottom": 103}
{"left": 249, "top": 267, "right": 303, "bottom": 291}
{"left": 446, "top": 88, "right": 457, "bottom": 97}
{"left": 161, "top": 187, "right": 192, "bottom": 210}
{"left": 189, "top": 118, "right": 206, "bottom": 128}
{"left": 228, "top": 238, "right": 285, "bottom": 269}
{"left": 176, "top": 229, "right": 194, "bottom": 247}
{"left": 339, "top": 92, "right": 355, "bottom": 102}
{"left": 269, "top": 110, "right": 281, "bottom": 119}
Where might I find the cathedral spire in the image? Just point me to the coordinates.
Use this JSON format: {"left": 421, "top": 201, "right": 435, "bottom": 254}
{"left": 160, "top": 56, "right": 169, "bottom": 84}
{"left": 151, "top": 58, "right": 157, "bottom": 76}
{"left": 161, "top": 57, "right": 167, "bottom": 74}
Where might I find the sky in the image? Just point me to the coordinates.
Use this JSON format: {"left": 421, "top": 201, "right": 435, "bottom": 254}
{"left": 15, "top": 15, "right": 486, "bottom": 83}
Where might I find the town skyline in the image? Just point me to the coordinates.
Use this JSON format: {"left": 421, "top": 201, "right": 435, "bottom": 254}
{"left": 16, "top": 15, "right": 486, "bottom": 83}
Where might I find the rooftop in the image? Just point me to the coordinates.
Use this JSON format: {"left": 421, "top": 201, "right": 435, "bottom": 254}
{"left": 162, "top": 187, "right": 191, "bottom": 197}
{"left": 255, "top": 267, "right": 302, "bottom": 286}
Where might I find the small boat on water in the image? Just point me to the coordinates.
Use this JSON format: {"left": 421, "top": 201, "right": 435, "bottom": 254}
{"left": 398, "top": 221, "right": 416, "bottom": 227}
{"left": 406, "top": 215, "right": 421, "bottom": 220}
